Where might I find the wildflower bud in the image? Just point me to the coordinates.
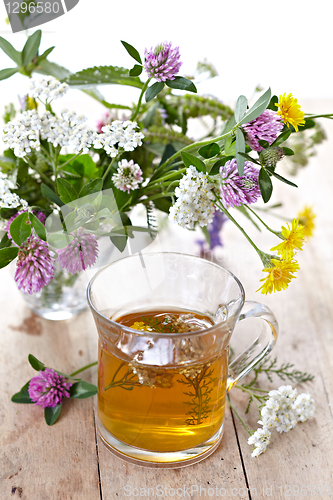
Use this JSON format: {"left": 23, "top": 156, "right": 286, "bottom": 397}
{"left": 259, "top": 146, "right": 285, "bottom": 168}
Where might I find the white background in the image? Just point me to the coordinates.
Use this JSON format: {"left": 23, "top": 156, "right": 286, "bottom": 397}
{"left": 0, "top": 0, "right": 332, "bottom": 125}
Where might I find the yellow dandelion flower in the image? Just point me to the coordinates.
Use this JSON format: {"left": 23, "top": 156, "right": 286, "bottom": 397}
{"left": 298, "top": 206, "right": 316, "bottom": 239}
{"left": 270, "top": 218, "right": 305, "bottom": 259}
{"left": 275, "top": 93, "right": 305, "bottom": 131}
{"left": 257, "top": 258, "right": 300, "bottom": 295}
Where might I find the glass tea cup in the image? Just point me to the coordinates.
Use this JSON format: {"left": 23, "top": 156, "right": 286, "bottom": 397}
{"left": 87, "top": 252, "right": 278, "bottom": 467}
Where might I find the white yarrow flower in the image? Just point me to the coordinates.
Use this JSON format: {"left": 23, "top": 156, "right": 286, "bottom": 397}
{"left": 112, "top": 159, "right": 143, "bottom": 192}
{"left": 292, "top": 393, "right": 315, "bottom": 422}
{"left": 69, "top": 123, "right": 98, "bottom": 154}
{"left": 0, "top": 174, "right": 28, "bottom": 209}
{"left": 259, "top": 385, "right": 298, "bottom": 433}
{"left": 94, "top": 120, "right": 144, "bottom": 157}
{"left": 248, "top": 427, "right": 271, "bottom": 457}
{"left": 40, "top": 109, "right": 93, "bottom": 151}
{"left": 29, "top": 76, "right": 68, "bottom": 102}
{"left": 169, "top": 165, "right": 216, "bottom": 229}
{"left": 2, "top": 110, "right": 41, "bottom": 157}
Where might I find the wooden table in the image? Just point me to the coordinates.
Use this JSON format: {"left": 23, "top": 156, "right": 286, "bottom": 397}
{"left": 1, "top": 101, "right": 333, "bottom": 499}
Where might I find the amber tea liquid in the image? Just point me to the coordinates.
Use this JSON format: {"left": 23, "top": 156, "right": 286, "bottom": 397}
{"left": 98, "top": 309, "right": 228, "bottom": 452}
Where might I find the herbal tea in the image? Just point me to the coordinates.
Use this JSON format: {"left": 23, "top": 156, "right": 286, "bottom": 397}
{"left": 98, "top": 309, "right": 228, "bottom": 452}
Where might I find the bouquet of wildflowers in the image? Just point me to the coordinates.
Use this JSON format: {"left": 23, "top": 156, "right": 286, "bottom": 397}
{"left": 0, "top": 30, "right": 330, "bottom": 296}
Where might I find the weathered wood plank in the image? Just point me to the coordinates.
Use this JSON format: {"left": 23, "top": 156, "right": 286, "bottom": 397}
{"left": 97, "top": 404, "right": 250, "bottom": 499}
{"left": 0, "top": 267, "right": 100, "bottom": 500}
{"left": 223, "top": 107, "right": 333, "bottom": 497}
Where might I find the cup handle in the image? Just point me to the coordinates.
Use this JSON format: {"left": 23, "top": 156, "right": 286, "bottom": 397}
{"left": 227, "top": 301, "right": 278, "bottom": 392}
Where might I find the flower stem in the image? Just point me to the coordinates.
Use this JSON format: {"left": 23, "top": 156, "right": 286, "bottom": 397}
{"left": 216, "top": 201, "right": 263, "bottom": 258}
{"left": 102, "top": 156, "right": 118, "bottom": 182}
{"left": 227, "top": 397, "right": 252, "bottom": 435}
{"left": 160, "top": 129, "right": 234, "bottom": 170}
{"left": 58, "top": 152, "right": 83, "bottom": 170}
{"left": 245, "top": 205, "right": 283, "bottom": 238}
{"left": 24, "top": 157, "right": 53, "bottom": 186}
{"left": 69, "top": 361, "right": 98, "bottom": 377}
{"left": 304, "top": 113, "right": 333, "bottom": 120}
{"left": 131, "top": 78, "right": 151, "bottom": 121}
{"left": 143, "top": 168, "right": 186, "bottom": 191}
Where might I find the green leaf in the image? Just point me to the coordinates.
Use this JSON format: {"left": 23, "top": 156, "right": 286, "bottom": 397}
{"left": 63, "top": 210, "right": 76, "bottom": 231}
{"left": 239, "top": 88, "right": 271, "bottom": 126}
{"left": 160, "top": 143, "right": 177, "bottom": 166}
{"left": 84, "top": 220, "right": 100, "bottom": 231}
{"left": 79, "top": 178, "right": 103, "bottom": 198}
{"left": 100, "top": 101, "right": 131, "bottom": 110}
{"left": 29, "top": 213, "right": 46, "bottom": 241}
{"left": 61, "top": 170, "right": 82, "bottom": 179}
{"left": 48, "top": 232, "right": 74, "bottom": 249}
{"left": 11, "top": 389, "right": 33, "bottom": 404}
{"left": 0, "top": 37, "right": 21, "bottom": 65}
{"left": 0, "top": 232, "right": 11, "bottom": 249}
{"left": 0, "top": 247, "right": 19, "bottom": 268}
{"left": 66, "top": 65, "right": 144, "bottom": 89}
{"left": 234, "top": 95, "right": 248, "bottom": 123}
{"left": 238, "top": 152, "right": 261, "bottom": 165}
{"left": 0, "top": 68, "right": 18, "bottom": 81}
{"left": 36, "top": 46, "right": 55, "bottom": 63}
{"left": 10, "top": 212, "right": 31, "bottom": 246}
{"left": 28, "top": 354, "right": 45, "bottom": 371}
{"left": 165, "top": 76, "right": 197, "bottom": 93}
{"left": 296, "top": 118, "right": 316, "bottom": 132}
{"left": 267, "top": 169, "right": 298, "bottom": 187}
{"left": 110, "top": 213, "right": 132, "bottom": 252}
{"left": 70, "top": 381, "right": 97, "bottom": 399}
{"left": 258, "top": 139, "right": 270, "bottom": 149}
{"left": 209, "top": 156, "right": 234, "bottom": 175}
{"left": 282, "top": 147, "right": 294, "bottom": 156}
{"left": 181, "top": 152, "right": 206, "bottom": 173}
{"left": 259, "top": 168, "right": 273, "bottom": 203}
{"left": 35, "top": 59, "right": 71, "bottom": 80}
{"left": 198, "top": 143, "right": 220, "bottom": 159}
{"left": 57, "top": 179, "right": 78, "bottom": 204}
{"left": 153, "top": 196, "right": 172, "bottom": 214}
{"left": 121, "top": 41, "right": 142, "bottom": 64}
{"left": 59, "top": 154, "right": 98, "bottom": 179}
{"left": 267, "top": 95, "right": 278, "bottom": 111}
{"left": 22, "top": 30, "right": 42, "bottom": 66}
{"left": 145, "top": 81, "right": 164, "bottom": 102}
{"left": 129, "top": 64, "right": 143, "bottom": 77}
{"left": 110, "top": 228, "right": 127, "bottom": 252}
{"left": 44, "top": 404, "right": 62, "bottom": 426}
{"left": 236, "top": 128, "right": 245, "bottom": 175}
{"left": 271, "top": 129, "right": 291, "bottom": 147}
{"left": 41, "top": 183, "right": 64, "bottom": 207}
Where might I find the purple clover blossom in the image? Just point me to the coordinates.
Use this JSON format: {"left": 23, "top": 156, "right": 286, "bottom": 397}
{"left": 242, "top": 109, "right": 283, "bottom": 152}
{"left": 144, "top": 42, "right": 182, "bottom": 82}
{"left": 28, "top": 368, "right": 72, "bottom": 408}
{"left": 15, "top": 236, "right": 55, "bottom": 294}
{"left": 57, "top": 227, "right": 99, "bottom": 275}
{"left": 5, "top": 210, "right": 46, "bottom": 240}
{"left": 219, "top": 159, "right": 261, "bottom": 208}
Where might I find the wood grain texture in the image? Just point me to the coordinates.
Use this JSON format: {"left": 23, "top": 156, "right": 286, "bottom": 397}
{"left": 0, "top": 268, "right": 100, "bottom": 500}
{"left": 1, "top": 100, "right": 332, "bottom": 499}
{"left": 97, "top": 404, "right": 249, "bottom": 499}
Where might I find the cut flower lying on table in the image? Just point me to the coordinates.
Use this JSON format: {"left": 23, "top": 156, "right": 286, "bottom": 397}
{"left": 0, "top": 30, "right": 331, "bottom": 296}
{"left": 12, "top": 354, "right": 315, "bottom": 459}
